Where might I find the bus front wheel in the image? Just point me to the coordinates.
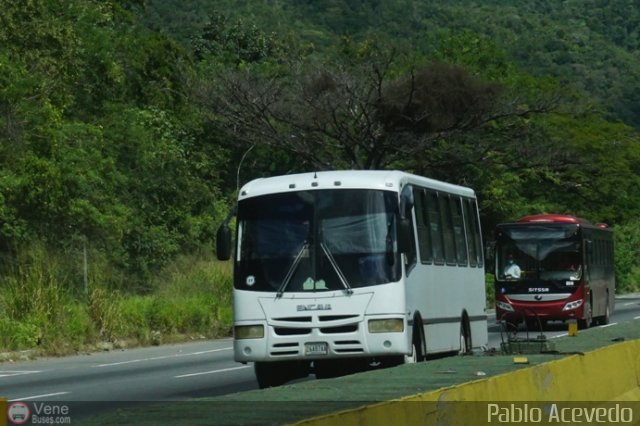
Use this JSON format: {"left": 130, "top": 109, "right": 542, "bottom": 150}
{"left": 255, "top": 361, "right": 309, "bottom": 388}
{"left": 578, "top": 302, "right": 592, "bottom": 329}
{"left": 459, "top": 316, "right": 472, "bottom": 355}
{"left": 405, "top": 322, "right": 426, "bottom": 364}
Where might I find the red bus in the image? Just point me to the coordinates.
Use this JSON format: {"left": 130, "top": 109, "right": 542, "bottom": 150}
{"left": 493, "top": 214, "right": 615, "bottom": 329}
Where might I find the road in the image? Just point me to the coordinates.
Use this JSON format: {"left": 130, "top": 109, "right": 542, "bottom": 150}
{"left": 1, "top": 295, "right": 639, "bottom": 418}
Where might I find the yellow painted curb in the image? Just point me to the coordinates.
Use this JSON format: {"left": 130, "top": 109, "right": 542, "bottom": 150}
{"left": 292, "top": 340, "right": 640, "bottom": 426}
{"left": 0, "top": 397, "right": 6, "bottom": 426}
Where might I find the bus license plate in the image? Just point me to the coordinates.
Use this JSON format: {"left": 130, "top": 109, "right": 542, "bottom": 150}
{"left": 304, "top": 342, "right": 328, "bottom": 355}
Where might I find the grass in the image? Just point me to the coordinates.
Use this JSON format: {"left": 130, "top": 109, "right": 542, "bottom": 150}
{"left": 0, "top": 246, "right": 233, "bottom": 356}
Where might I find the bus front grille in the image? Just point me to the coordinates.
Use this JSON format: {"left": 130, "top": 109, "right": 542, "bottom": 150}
{"left": 320, "top": 324, "right": 358, "bottom": 334}
{"left": 272, "top": 316, "right": 313, "bottom": 323}
{"left": 270, "top": 342, "right": 300, "bottom": 356}
{"left": 319, "top": 314, "right": 359, "bottom": 322}
{"left": 333, "top": 340, "right": 364, "bottom": 353}
{"left": 274, "top": 327, "right": 312, "bottom": 336}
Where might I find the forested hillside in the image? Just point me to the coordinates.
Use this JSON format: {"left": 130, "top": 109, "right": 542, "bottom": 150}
{"left": 1, "top": 0, "right": 639, "bottom": 353}
{"left": 143, "top": 0, "right": 640, "bottom": 128}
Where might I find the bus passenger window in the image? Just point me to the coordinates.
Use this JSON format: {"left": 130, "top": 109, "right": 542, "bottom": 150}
{"left": 466, "top": 199, "right": 483, "bottom": 267}
{"left": 450, "top": 196, "right": 468, "bottom": 266}
{"left": 413, "top": 187, "right": 432, "bottom": 263}
{"left": 426, "top": 191, "right": 445, "bottom": 264}
{"left": 439, "top": 195, "right": 456, "bottom": 265}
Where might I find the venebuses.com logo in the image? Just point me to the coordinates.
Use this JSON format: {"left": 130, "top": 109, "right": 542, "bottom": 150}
{"left": 3, "top": 399, "right": 72, "bottom": 425}
{"left": 7, "top": 402, "right": 30, "bottom": 425}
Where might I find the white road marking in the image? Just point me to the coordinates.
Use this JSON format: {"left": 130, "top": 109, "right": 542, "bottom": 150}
{"left": 0, "top": 370, "right": 41, "bottom": 378}
{"left": 9, "top": 392, "right": 69, "bottom": 401}
{"left": 634, "top": 315, "right": 640, "bottom": 320}
{"left": 552, "top": 333, "right": 568, "bottom": 338}
{"left": 598, "top": 323, "right": 617, "bottom": 328}
{"left": 623, "top": 302, "right": 635, "bottom": 306}
{"left": 175, "top": 365, "right": 251, "bottom": 378}
{"left": 95, "top": 347, "right": 232, "bottom": 367}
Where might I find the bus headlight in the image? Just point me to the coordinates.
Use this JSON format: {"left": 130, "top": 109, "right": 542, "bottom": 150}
{"left": 234, "top": 325, "right": 264, "bottom": 339}
{"left": 368, "top": 318, "right": 404, "bottom": 333}
{"left": 496, "top": 301, "right": 514, "bottom": 312}
{"left": 562, "top": 299, "right": 583, "bottom": 311}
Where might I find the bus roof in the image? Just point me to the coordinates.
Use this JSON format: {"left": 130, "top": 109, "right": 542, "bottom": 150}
{"left": 238, "top": 170, "right": 475, "bottom": 200}
{"left": 499, "top": 214, "right": 611, "bottom": 231}
{"left": 517, "top": 214, "right": 591, "bottom": 224}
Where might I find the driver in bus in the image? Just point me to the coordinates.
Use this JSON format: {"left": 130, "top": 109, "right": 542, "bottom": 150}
{"left": 503, "top": 254, "right": 521, "bottom": 279}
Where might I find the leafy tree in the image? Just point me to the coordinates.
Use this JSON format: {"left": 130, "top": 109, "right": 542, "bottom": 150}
{"left": 192, "top": 12, "right": 286, "bottom": 65}
{"left": 102, "top": 106, "right": 223, "bottom": 282}
{"left": 0, "top": 0, "right": 226, "bottom": 286}
{"left": 614, "top": 219, "right": 640, "bottom": 293}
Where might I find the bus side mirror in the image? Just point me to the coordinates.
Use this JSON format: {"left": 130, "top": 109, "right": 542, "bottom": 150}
{"left": 216, "top": 224, "right": 232, "bottom": 261}
{"left": 399, "top": 185, "right": 414, "bottom": 221}
{"left": 485, "top": 241, "right": 495, "bottom": 273}
{"left": 397, "top": 218, "right": 412, "bottom": 254}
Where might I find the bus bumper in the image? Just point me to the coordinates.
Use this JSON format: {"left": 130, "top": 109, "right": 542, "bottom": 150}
{"left": 233, "top": 318, "right": 411, "bottom": 363}
{"left": 495, "top": 295, "right": 586, "bottom": 323}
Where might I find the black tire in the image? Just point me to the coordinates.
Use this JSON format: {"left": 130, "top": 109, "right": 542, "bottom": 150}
{"left": 578, "top": 301, "right": 592, "bottom": 330}
{"left": 255, "top": 361, "right": 304, "bottom": 388}
{"left": 524, "top": 317, "right": 545, "bottom": 332}
{"left": 459, "top": 317, "right": 472, "bottom": 355}
{"left": 255, "top": 362, "right": 280, "bottom": 388}
{"left": 596, "top": 301, "right": 611, "bottom": 326}
{"left": 315, "top": 359, "right": 363, "bottom": 379}
{"left": 524, "top": 318, "right": 537, "bottom": 332}
{"left": 314, "top": 361, "right": 341, "bottom": 379}
{"left": 405, "top": 321, "right": 426, "bottom": 364}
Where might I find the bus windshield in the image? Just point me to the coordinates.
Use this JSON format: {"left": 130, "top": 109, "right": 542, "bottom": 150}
{"left": 235, "top": 189, "right": 402, "bottom": 292}
{"left": 496, "top": 225, "right": 582, "bottom": 283}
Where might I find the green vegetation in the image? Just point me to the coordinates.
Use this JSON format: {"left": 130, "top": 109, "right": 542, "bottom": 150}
{"left": 0, "top": 245, "right": 232, "bottom": 354}
{"left": 1, "top": 0, "right": 639, "bottom": 354}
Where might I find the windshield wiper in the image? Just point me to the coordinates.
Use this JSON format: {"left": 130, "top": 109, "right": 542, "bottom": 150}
{"left": 276, "top": 241, "right": 309, "bottom": 298}
{"left": 320, "top": 242, "right": 353, "bottom": 294}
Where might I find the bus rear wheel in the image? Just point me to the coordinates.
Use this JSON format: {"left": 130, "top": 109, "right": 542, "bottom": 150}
{"left": 459, "top": 318, "right": 472, "bottom": 355}
{"left": 596, "top": 301, "right": 610, "bottom": 326}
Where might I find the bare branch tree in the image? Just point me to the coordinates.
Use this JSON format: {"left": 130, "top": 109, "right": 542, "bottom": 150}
{"left": 197, "top": 47, "right": 565, "bottom": 175}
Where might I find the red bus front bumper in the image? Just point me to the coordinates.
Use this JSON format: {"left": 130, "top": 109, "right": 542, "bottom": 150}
{"left": 495, "top": 292, "right": 586, "bottom": 323}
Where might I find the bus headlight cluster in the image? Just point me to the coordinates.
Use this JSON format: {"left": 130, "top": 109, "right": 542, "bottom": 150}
{"left": 562, "top": 299, "right": 583, "bottom": 311}
{"left": 496, "top": 301, "right": 514, "bottom": 312}
{"left": 234, "top": 325, "right": 264, "bottom": 339}
{"left": 368, "top": 318, "right": 404, "bottom": 333}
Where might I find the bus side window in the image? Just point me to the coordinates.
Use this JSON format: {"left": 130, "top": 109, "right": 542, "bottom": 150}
{"left": 439, "top": 194, "right": 457, "bottom": 265}
{"left": 426, "top": 190, "right": 445, "bottom": 264}
{"left": 413, "top": 187, "right": 433, "bottom": 264}
{"left": 464, "top": 199, "right": 483, "bottom": 267}
{"left": 463, "top": 199, "right": 477, "bottom": 267}
{"left": 450, "top": 196, "right": 468, "bottom": 266}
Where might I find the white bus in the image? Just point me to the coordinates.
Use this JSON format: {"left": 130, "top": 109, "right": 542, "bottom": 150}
{"left": 217, "top": 170, "right": 488, "bottom": 388}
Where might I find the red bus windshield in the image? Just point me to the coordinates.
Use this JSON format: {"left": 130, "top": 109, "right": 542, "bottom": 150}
{"left": 495, "top": 224, "right": 582, "bottom": 292}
